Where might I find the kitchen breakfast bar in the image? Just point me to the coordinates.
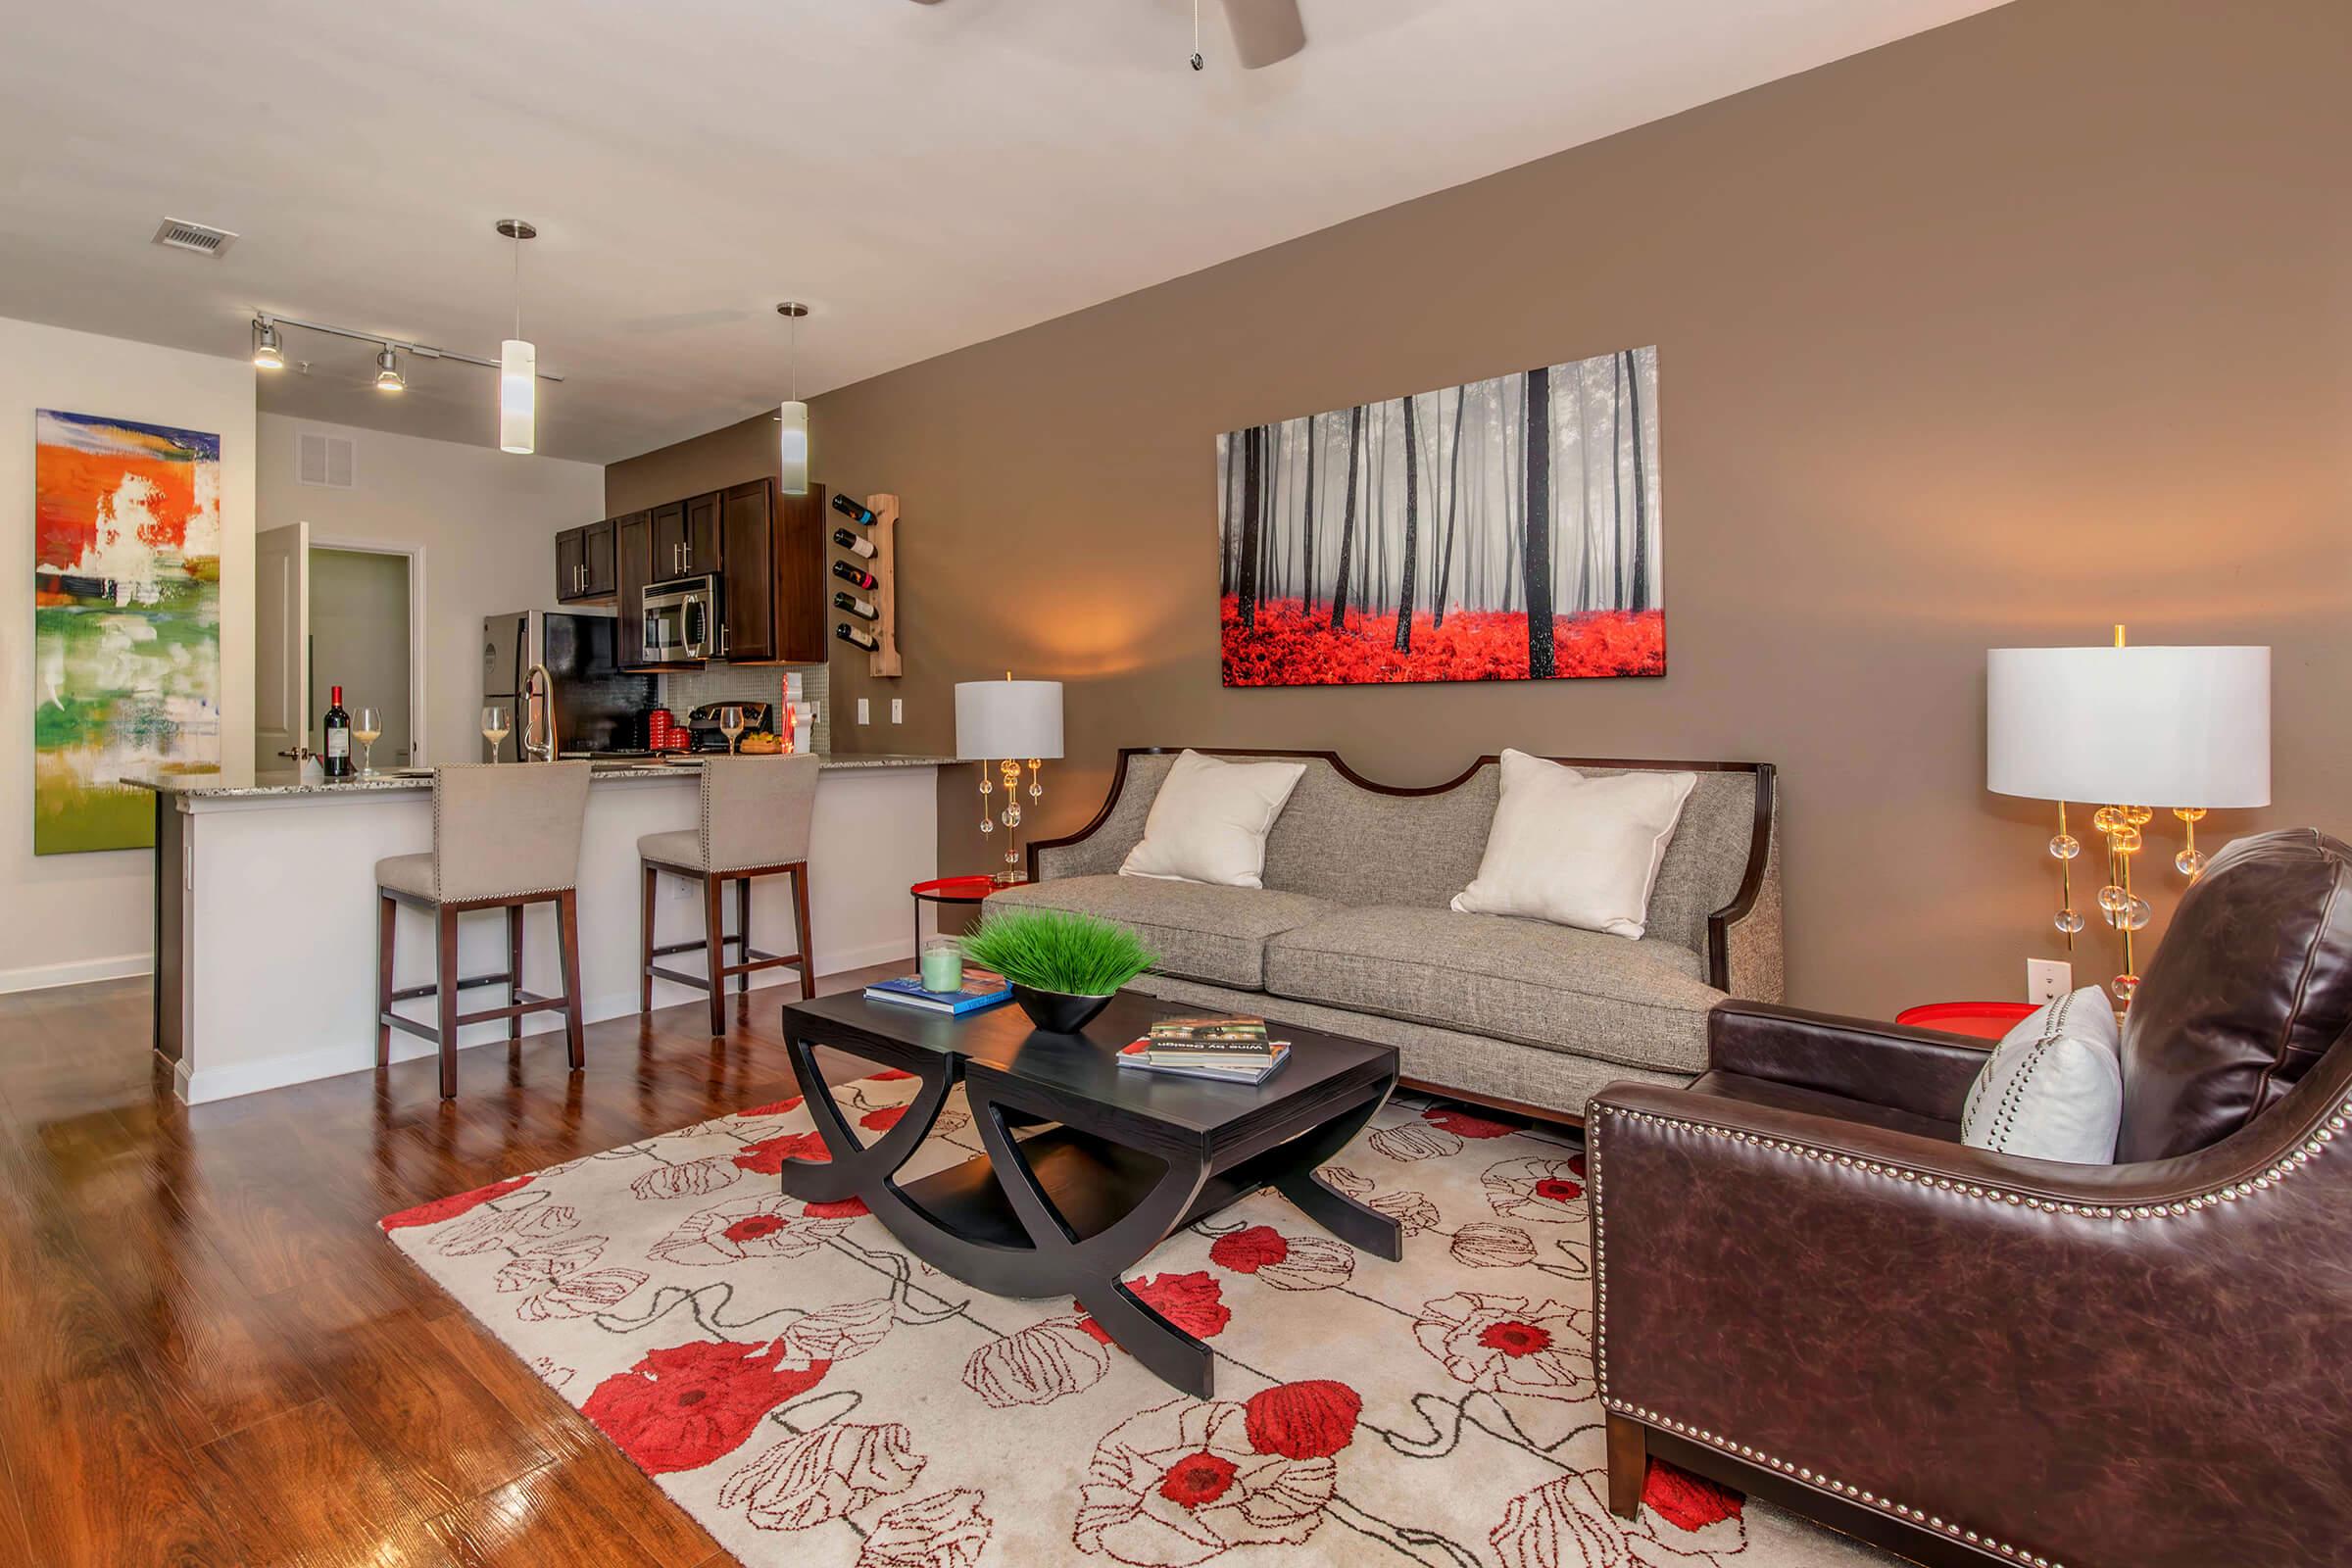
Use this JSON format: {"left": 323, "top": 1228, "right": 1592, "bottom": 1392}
{"left": 131, "top": 756, "right": 951, "bottom": 1104}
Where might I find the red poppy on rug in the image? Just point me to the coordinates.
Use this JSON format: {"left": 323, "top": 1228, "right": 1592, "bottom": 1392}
{"left": 378, "top": 1173, "right": 532, "bottom": 1232}
{"left": 1244, "top": 1381, "right": 1362, "bottom": 1460}
{"left": 1645, "top": 1459, "right": 1744, "bottom": 1532}
{"left": 733, "top": 1130, "right": 832, "bottom": 1173}
{"left": 581, "top": 1338, "right": 831, "bottom": 1474}
{"left": 1422, "top": 1105, "right": 1518, "bottom": 1139}
{"left": 737, "top": 1095, "right": 805, "bottom": 1118}
{"left": 1075, "top": 1271, "right": 1231, "bottom": 1346}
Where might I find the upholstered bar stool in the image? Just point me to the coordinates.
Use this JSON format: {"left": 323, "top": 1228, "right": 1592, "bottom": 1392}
{"left": 375, "top": 761, "right": 593, "bottom": 1098}
{"left": 640, "top": 754, "right": 819, "bottom": 1035}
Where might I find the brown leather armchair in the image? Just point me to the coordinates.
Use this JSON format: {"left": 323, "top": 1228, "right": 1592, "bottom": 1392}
{"left": 1588, "top": 828, "right": 2352, "bottom": 1568}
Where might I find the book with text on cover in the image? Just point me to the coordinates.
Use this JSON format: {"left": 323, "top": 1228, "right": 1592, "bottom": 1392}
{"left": 1118, "top": 1039, "right": 1291, "bottom": 1086}
{"left": 863, "top": 967, "right": 1012, "bottom": 1016}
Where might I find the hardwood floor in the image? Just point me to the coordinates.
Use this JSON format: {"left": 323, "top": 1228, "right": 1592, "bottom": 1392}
{"left": 0, "top": 967, "right": 898, "bottom": 1568}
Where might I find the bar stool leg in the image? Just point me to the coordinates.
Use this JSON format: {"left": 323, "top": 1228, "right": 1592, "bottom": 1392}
{"left": 558, "top": 889, "right": 585, "bottom": 1069}
{"left": 736, "top": 874, "right": 752, "bottom": 995}
{"left": 791, "top": 864, "right": 815, "bottom": 1000}
{"left": 376, "top": 895, "right": 397, "bottom": 1068}
{"left": 506, "top": 904, "right": 524, "bottom": 1043}
{"left": 639, "top": 862, "right": 657, "bottom": 1015}
{"left": 436, "top": 906, "right": 461, "bottom": 1099}
{"left": 702, "top": 873, "right": 727, "bottom": 1036}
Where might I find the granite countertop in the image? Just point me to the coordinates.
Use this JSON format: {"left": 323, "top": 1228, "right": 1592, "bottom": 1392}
{"left": 122, "top": 754, "right": 959, "bottom": 802}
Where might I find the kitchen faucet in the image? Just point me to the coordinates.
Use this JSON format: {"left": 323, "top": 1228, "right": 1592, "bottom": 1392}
{"left": 520, "top": 662, "right": 558, "bottom": 761}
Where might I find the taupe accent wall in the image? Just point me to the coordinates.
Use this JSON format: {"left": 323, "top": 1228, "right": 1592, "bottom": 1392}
{"left": 609, "top": 0, "right": 2352, "bottom": 1016}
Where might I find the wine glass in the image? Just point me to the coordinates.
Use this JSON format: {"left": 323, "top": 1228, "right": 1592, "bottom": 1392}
{"left": 480, "top": 704, "right": 511, "bottom": 761}
{"left": 352, "top": 707, "right": 383, "bottom": 776}
{"left": 717, "top": 704, "right": 746, "bottom": 757}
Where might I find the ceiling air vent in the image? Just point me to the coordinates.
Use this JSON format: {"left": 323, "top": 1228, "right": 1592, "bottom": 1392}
{"left": 296, "top": 430, "right": 357, "bottom": 490}
{"left": 151, "top": 218, "right": 239, "bottom": 257}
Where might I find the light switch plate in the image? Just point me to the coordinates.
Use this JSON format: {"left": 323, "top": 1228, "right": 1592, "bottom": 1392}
{"left": 2027, "top": 958, "right": 2072, "bottom": 1005}
{"left": 891, "top": 698, "right": 903, "bottom": 724}
{"left": 857, "top": 698, "right": 869, "bottom": 725}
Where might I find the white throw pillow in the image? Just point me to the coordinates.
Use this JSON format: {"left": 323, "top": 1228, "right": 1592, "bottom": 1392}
{"left": 1118, "top": 750, "right": 1307, "bottom": 889}
{"left": 1449, "top": 750, "right": 1697, "bottom": 939}
{"left": 1959, "top": 986, "right": 2122, "bottom": 1164}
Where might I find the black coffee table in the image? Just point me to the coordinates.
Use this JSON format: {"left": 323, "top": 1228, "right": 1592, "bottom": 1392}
{"left": 775, "top": 990, "right": 1400, "bottom": 1396}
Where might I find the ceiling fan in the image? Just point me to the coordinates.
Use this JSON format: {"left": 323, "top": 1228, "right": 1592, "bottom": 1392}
{"left": 906, "top": 0, "right": 1307, "bottom": 71}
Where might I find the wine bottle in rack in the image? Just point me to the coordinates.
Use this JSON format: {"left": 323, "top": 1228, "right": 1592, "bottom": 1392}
{"left": 833, "top": 590, "right": 880, "bottom": 621}
{"left": 835, "top": 622, "right": 881, "bottom": 652}
{"left": 832, "top": 526, "right": 877, "bottom": 561}
{"left": 830, "top": 494, "right": 878, "bottom": 527}
{"left": 832, "top": 559, "right": 878, "bottom": 591}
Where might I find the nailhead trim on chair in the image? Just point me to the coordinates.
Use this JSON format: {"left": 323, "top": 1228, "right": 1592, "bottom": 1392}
{"left": 1590, "top": 1095, "right": 2352, "bottom": 1568}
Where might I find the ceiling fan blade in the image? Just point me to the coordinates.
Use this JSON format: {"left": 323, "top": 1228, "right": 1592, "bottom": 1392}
{"left": 1220, "top": 0, "right": 1305, "bottom": 69}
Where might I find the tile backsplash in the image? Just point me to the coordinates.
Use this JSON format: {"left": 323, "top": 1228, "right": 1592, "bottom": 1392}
{"left": 658, "top": 662, "right": 831, "bottom": 753}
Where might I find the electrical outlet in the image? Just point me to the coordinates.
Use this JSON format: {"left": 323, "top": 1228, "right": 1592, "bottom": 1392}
{"left": 2027, "top": 958, "right": 2072, "bottom": 1005}
{"left": 857, "top": 698, "right": 869, "bottom": 725}
{"left": 891, "top": 698, "right": 903, "bottom": 724}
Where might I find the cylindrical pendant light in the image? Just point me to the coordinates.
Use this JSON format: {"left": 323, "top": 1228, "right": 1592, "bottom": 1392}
{"left": 777, "top": 301, "right": 809, "bottom": 496}
{"left": 497, "top": 220, "right": 538, "bottom": 455}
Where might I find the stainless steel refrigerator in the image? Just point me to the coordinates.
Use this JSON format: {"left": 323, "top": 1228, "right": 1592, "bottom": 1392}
{"left": 479, "top": 610, "right": 656, "bottom": 761}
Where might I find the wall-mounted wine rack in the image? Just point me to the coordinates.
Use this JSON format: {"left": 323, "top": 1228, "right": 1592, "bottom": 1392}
{"left": 831, "top": 491, "right": 903, "bottom": 676}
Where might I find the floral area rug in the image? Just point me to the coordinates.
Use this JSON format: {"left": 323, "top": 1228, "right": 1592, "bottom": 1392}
{"left": 382, "top": 1072, "right": 1887, "bottom": 1568}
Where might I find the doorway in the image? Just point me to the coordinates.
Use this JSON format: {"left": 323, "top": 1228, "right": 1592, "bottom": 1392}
{"left": 309, "top": 546, "right": 418, "bottom": 771}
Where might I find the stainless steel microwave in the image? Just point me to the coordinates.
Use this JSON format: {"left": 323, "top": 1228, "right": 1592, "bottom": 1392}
{"left": 642, "top": 576, "right": 718, "bottom": 662}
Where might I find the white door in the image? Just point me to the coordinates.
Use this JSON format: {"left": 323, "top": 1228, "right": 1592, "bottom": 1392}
{"left": 254, "top": 521, "right": 310, "bottom": 770}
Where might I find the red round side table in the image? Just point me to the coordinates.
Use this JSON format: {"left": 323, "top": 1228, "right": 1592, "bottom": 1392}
{"left": 909, "top": 875, "right": 1024, "bottom": 961}
{"left": 1894, "top": 1001, "right": 2036, "bottom": 1041}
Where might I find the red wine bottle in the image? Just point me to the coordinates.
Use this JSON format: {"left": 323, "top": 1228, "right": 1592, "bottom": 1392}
{"left": 832, "top": 526, "right": 877, "bottom": 561}
{"left": 322, "top": 685, "right": 353, "bottom": 778}
{"left": 830, "top": 494, "right": 878, "bottom": 527}
{"left": 835, "top": 622, "right": 880, "bottom": 652}
{"left": 832, "top": 559, "right": 878, "bottom": 591}
{"left": 833, "top": 589, "right": 880, "bottom": 621}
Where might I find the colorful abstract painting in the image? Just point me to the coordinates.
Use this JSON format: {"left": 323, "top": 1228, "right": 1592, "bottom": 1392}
{"left": 1219, "top": 346, "right": 1664, "bottom": 687}
{"left": 32, "top": 410, "right": 222, "bottom": 855}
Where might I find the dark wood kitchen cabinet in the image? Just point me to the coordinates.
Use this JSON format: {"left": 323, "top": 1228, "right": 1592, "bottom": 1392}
{"left": 650, "top": 496, "right": 720, "bottom": 582}
{"left": 555, "top": 518, "right": 616, "bottom": 603}
{"left": 715, "top": 478, "right": 826, "bottom": 665}
{"left": 613, "top": 511, "right": 656, "bottom": 666}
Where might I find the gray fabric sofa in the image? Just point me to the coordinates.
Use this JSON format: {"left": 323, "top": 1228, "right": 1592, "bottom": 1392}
{"left": 989, "top": 749, "right": 1781, "bottom": 1122}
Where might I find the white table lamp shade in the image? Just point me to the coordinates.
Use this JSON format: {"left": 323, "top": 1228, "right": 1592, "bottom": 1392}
{"left": 956, "top": 680, "right": 1064, "bottom": 760}
{"left": 1986, "top": 645, "right": 2270, "bottom": 808}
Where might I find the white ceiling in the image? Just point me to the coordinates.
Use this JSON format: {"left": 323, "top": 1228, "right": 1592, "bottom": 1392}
{"left": 0, "top": 0, "right": 2006, "bottom": 464}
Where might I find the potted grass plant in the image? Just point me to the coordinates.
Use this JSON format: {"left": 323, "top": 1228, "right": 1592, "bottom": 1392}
{"left": 960, "top": 906, "right": 1157, "bottom": 1035}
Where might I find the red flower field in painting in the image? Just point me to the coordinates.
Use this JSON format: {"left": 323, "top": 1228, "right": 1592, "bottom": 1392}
{"left": 1220, "top": 596, "right": 1664, "bottom": 687}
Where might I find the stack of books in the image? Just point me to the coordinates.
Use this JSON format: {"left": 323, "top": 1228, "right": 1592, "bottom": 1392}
{"left": 1117, "top": 1015, "right": 1291, "bottom": 1085}
{"left": 863, "top": 967, "right": 1013, "bottom": 1015}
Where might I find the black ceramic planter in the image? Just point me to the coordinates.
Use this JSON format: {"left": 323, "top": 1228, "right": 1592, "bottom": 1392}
{"left": 1011, "top": 985, "right": 1115, "bottom": 1036}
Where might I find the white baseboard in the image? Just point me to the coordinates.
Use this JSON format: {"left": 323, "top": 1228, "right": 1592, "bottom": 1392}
{"left": 0, "top": 953, "right": 152, "bottom": 996}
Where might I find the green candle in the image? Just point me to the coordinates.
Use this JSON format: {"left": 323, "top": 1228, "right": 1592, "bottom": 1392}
{"left": 919, "top": 940, "right": 963, "bottom": 994}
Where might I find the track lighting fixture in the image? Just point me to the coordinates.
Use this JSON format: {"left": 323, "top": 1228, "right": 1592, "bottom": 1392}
{"left": 251, "top": 317, "right": 284, "bottom": 370}
{"left": 373, "top": 344, "right": 405, "bottom": 393}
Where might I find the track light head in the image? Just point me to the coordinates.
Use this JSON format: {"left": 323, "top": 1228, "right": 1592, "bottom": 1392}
{"left": 373, "top": 345, "right": 405, "bottom": 393}
{"left": 252, "top": 317, "right": 285, "bottom": 370}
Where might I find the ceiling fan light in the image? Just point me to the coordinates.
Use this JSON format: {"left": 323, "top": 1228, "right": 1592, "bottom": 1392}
{"left": 500, "top": 338, "right": 536, "bottom": 454}
{"left": 778, "top": 400, "right": 809, "bottom": 497}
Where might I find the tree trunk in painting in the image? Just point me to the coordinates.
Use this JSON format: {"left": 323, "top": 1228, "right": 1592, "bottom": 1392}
{"left": 1626, "top": 350, "right": 1649, "bottom": 612}
{"left": 1433, "top": 383, "right": 1467, "bottom": 628}
{"left": 1329, "top": 404, "right": 1362, "bottom": 631}
{"left": 1238, "top": 424, "right": 1262, "bottom": 633}
{"left": 1219, "top": 435, "right": 1234, "bottom": 597}
{"left": 1299, "top": 412, "right": 1318, "bottom": 617}
{"left": 1523, "top": 365, "right": 1554, "bottom": 678}
{"left": 1394, "top": 395, "right": 1421, "bottom": 653}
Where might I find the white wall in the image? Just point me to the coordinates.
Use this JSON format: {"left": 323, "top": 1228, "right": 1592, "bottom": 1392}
{"left": 256, "top": 416, "right": 605, "bottom": 769}
{"left": 0, "top": 317, "right": 256, "bottom": 993}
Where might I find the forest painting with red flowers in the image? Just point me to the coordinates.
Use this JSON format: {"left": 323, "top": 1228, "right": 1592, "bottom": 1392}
{"left": 1219, "top": 346, "right": 1664, "bottom": 687}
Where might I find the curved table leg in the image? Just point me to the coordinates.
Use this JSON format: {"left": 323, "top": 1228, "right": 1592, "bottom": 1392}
{"left": 971, "top": 1084, "right": 1217, "bottom": 1397}
{"left": 777, "top": 1034, "right": 952, "bottom": 1205}
{"left": 1270, "top": 1078, "right": 1404, "bottom": 1261}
